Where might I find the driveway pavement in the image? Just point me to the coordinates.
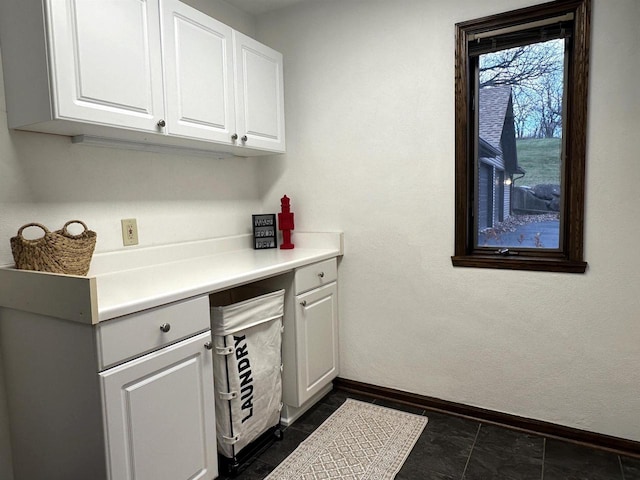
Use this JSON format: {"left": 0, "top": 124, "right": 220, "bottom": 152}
{"left": 478, "top": 221, "right": 560, "bottom": 249}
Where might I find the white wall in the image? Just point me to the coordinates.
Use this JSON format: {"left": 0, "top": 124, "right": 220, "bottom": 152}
{"left": 183, "top": 0, "right": 256, "bottom": 35}
{"left": 0, "top": 3, "right": 258, "bottom": 479}
{"left": 256, "top": 0, "right": 640, "bottom": 442}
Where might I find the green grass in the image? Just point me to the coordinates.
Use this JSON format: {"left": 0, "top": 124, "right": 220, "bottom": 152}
{"left": 515, "top": 137, "right": 561, "bottom": 186}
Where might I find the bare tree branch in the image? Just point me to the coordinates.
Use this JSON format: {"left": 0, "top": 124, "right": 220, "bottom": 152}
{"left": 479, "top": 40, "right": 565, "bottom": 138}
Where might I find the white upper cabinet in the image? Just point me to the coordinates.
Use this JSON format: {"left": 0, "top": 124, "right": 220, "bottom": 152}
{"left": 47, "top": 0, "right": 165, "bottom": 132}
{"left": 161, "top": 0, "right": 237, "bottom": 144}
{"left": 234, "top": 31, "right": 286, "bottom": 152}
{"left": 0, "top": 0, "right": 285, "bottom": 156}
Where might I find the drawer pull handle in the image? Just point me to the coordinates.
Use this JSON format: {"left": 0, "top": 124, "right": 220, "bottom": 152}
{"left": 318, "top": 272, "right": 325, "bottom": 278}
{"left": 300, "top": 300, "right": 307, "bottom": 307}
{"left": 204, "top": 341, "right": 213, "bottom": 350}
{"left": 159, "top": 323, "right": 171, "bottom": 333}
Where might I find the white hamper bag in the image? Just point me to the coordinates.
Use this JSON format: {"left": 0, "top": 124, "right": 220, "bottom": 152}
{"left": 210, "top": 288, "right": 284, "bottom": 461}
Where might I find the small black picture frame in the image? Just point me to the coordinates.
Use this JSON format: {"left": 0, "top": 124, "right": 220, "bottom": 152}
{"left": 252, "top": 214, "right": 277, "bottom": 249}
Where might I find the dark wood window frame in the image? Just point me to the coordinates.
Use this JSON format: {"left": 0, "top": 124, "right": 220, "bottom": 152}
{"left": 452, "top": 0, "right": 590, "bottom": 273}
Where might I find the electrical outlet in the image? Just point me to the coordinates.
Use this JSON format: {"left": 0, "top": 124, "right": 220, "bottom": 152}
{"left": 121, "top": 218, "right": 139, "bottom": 246}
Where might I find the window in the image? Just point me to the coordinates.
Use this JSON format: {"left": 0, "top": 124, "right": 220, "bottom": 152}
{"left": 452, "top": 0, "right": 590, "bottom": 273}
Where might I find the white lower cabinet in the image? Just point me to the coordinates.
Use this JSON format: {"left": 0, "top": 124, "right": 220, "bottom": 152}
{"left": 294, "top": 281, "right": 339, "bottom": 406}
{"left": 100, "top": 331, "right": 217, "bottom": 480}
{"left": 0, "top": 295, "right": 218, "bottom": 480}
{"left": 256, "top": 258, "right": 339, "bottom": 425}
{"left": 0, "top": 238, "right": 343, "bottom": 480}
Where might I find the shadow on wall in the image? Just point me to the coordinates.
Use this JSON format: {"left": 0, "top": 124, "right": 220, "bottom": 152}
{"left": 1, "top": 130, "right": 263, "bottom": 204}
{"left": 0, "top": 128, "right": 273, "bottom": 260}
{"left": 0, "top": 346, "right": 14, "bottom": 480}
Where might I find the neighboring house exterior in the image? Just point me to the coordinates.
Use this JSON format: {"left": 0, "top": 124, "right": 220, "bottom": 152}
{"left": 477, "top": 86, "right": 524, "bottom": 230}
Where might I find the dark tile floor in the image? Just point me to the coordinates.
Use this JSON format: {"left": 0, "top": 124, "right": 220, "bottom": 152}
{"left": 217, "top": 389, "right": 640, "bottom": 480}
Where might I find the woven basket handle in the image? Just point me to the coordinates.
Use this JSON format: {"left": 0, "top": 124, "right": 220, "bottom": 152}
{"left": 16, "top": 223, "right": 50, "bottom": 239}
{"left": 61, "top": 220, "right": 89, "bottom": 239}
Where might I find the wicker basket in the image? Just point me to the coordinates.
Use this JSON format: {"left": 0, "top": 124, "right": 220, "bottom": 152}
{"left": 10, "top": 220, "right": 97, "bottom": 276}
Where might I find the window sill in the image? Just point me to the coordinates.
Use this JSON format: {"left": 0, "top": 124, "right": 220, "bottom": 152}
{"left": 451, "top": 255, "right": 587, "bottom": 273}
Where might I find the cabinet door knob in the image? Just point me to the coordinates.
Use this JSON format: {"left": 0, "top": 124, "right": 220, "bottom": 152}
{"left": 159, "top": 323, "right": 171, "bottom": 333}
{"left": 157, "top": 119, "right": 166, "bottom": 128}
{"left": 204, "top": 341, "right": 213, "bottom": 350}
{"left": 231, "top": 133, "right": 238, "bottom": 141}
{"left": 300, "top": 300, "right": 307, "bottom": 307}
{"left": 318, "top": 272, "right": 325, "bottom": 278}
{"left": 241, "top": 135, "right": 248, "bottom": 142}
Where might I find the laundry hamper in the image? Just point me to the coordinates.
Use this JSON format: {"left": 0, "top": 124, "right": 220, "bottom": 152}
{"left": 209, "top": 287, "right": 285, "bottom": 475}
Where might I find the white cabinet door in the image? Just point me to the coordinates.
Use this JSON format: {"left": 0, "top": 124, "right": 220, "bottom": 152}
{"left": 100, "top": 331, "right": 217, "bottom": 480}
{"left": 233, "top": 31, "right": 286, "bottom": 153}
{"left": 295, "top": 282, "right": 339, "bottom": 405}
{"left": 47, "top": 0, "right": 165, "bottom": 131}
{"left": 160, "top": 0, "right": 237, "bottom": 143}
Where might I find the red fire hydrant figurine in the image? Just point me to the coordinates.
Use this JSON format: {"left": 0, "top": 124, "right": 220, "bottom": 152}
{"left": 278, "top": 195, "right": 295, "bottom": 249}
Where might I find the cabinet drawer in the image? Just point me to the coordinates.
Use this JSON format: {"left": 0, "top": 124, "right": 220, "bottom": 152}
{"left": 294, "top": 258, "right": 337, "bottom": 295}
{"left": 96, "top": 296, "right": 210, "bottom": 370}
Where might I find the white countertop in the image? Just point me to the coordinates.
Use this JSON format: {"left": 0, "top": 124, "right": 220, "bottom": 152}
{"left": 0, "top": 232, "right": 343, "bottom": 324}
